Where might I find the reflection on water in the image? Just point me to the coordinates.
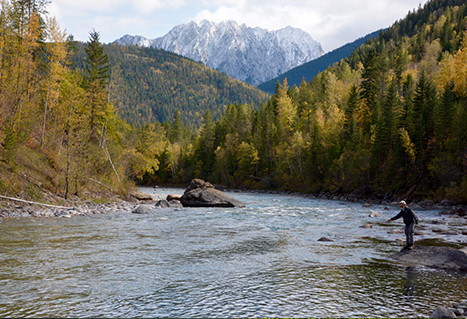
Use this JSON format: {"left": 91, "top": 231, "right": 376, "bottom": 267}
{"left": 1, "top": 189, "right": 466, "bottom": 318}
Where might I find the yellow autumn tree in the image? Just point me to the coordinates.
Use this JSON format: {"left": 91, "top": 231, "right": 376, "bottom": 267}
{"left": 437, "top": 38, "right": 467, "bottom": 96}
{"left": 41, "top": 16, "right": 69, "bottom": 148}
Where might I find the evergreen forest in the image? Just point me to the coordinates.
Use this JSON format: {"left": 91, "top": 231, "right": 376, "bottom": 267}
{"left": 1, "top": 0, "right": 467, "bottom": 204}
{"left": 71, "top": 43, "right": 270, "bottom": 127}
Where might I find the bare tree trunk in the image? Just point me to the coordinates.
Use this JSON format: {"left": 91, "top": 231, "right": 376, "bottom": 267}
{"left": 65, "top": 128, "right": 70, "bottom": 200}
{"left": 99, "top": 118, "right": 125, "bottom": 194}
{"left": 41, "top": 80, "right": 50, "bottom": 147}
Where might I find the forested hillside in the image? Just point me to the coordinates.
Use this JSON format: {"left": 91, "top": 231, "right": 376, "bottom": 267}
{"left": 1, "top": 0, "right": 467, "bottom": 205}
{"left": 258, "top": 30, "right": 381, "bottom": 94}
{"left": 72, "top": 44, "right": 270, "bottom": 127}
{"left": 136, "top": 0, "right": 467, "bottom": 203}
{"left": 0, "top": 1, "right": 138, "bottom": 202}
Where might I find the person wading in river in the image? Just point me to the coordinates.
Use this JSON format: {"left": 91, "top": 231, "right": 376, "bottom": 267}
{"left": 387, "top": 200, "right": 419, "bottom": 250}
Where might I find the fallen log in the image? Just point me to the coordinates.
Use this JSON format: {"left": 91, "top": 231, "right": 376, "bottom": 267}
{"left": 0, "top": 195, "right": 70, "bottom": 209}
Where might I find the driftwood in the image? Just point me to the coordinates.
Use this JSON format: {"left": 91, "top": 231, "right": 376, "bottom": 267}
{"left": 87, "top": 177, "right": 115, "bottom": 193}
{"left": 0, "top": 195, "right": 70, "bottom": 209}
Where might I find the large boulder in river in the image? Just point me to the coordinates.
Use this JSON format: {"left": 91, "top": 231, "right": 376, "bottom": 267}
{"left": 180, "top": 179, "right": 245, "bottom": 208}
{"left": 390, "top": 246, "right": 467, "bottom": 271}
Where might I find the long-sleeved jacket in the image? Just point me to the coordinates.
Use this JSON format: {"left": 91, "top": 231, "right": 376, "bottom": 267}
{"left": 390, "top": 206, "right": 419, "bottom": 225}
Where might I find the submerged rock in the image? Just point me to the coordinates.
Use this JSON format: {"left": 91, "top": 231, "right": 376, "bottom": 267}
{"left": 318, "top": 237, "right": 334, "bottom": 242}
{"left": 180, "top": 179, "right": 245, "bottom": 208}
{"left": 390, "top": 246, "right": 467, "bottom": 271}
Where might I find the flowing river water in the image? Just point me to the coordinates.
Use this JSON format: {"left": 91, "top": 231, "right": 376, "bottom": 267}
{"left": 1, "top": 188, "right": 467, "bottom": 318}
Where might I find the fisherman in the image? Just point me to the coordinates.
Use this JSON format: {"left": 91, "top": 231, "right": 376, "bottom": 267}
{"left": 387, "top": 200, "right": 419, "bottom": 250}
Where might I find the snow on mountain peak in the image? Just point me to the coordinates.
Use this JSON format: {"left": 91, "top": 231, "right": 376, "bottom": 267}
{"left": 114, "top": 20, "right": 324, "bottom": 86}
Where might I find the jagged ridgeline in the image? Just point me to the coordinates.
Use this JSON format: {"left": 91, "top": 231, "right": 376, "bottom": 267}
{"left": 71, "top": 43, "right": 270, "bottom": 127}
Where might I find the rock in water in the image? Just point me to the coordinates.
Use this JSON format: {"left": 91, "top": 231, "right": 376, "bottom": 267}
{"left": 369, "top": 211, "right": 385, "bottom": 218}
{"left": 155, "top": 200, "right": 170, "bottom": 208}
{"left": 391, "top": 246, "right": 467, "bottom": 271}
{"left": 430, "top": 306, "right": 457, "bottom": 318}
{"left": 167, "top": 194, "right": 182, "bottom": 201}
{"left": 180, "top": 179, "right": 245, "bottom": 208}
{"left": 130, "top": 190, "right": 154, "bottom": 201}
{"left": 132, "top": 205, "right": 153, "bottom": 214}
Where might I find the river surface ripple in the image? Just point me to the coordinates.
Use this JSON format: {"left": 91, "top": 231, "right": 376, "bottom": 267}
{"left": 1, "top": 188, "right": 466, "bottom": 318}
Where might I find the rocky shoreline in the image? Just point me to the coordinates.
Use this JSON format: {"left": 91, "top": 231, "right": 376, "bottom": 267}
{"left": 0, "top": 191, "right": 167, "bottom": 220}
{"left": 1, "top": 185, "right": 466, "bottom": 220}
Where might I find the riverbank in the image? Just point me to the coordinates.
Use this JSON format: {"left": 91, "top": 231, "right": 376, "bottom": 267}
{"left": 0, "top": 191, "right": 167, "bottom": 220}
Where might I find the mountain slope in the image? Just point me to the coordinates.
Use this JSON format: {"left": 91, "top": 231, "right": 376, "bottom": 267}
{"left": 258, "top": 30, "right": 381, "bottom": 93}
{"left": 72, "top": 43, "right": 270, "bottom": 127}
{"left": 115, "top": 20, "right": 324, "bottom": 86}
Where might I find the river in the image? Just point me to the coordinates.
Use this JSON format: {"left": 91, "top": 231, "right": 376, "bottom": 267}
{"left": 1, "top": 188, "right": 466, "bottom": 317}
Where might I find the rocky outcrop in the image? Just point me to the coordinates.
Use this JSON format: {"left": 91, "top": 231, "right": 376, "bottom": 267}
{"left": 390, "top": 246, "right": 467, "bottom": 271}
{"left": 180, "top": 179, "right": 245, "bottom": 208}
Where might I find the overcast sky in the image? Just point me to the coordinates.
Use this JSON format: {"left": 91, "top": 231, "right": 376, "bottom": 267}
{"left": 48, "top": 0, "right": 429, "bottom": 52}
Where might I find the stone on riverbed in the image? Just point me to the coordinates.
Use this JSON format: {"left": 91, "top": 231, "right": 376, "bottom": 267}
{"left": 180, "top": 179, "right": 245, "bottom": 208}
{"left": 390, "top": 246, "right": 467, "bottom": 271}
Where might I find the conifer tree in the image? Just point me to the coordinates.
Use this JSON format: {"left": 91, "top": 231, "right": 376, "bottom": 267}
{"left": 83, "top": 29, "right": 111, "bottom": 137}
{"left": 359, "top": 48, "right": 380, "bottom": 136}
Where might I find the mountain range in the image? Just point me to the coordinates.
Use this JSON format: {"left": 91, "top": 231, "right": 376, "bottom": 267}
{"left": 114, "top": 20, "right": 324, "bottom": 86}
{"left": 258, "top": 30, "right": 382, "bottom": 93}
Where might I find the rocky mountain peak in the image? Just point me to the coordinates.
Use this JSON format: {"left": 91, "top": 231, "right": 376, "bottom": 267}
{"left": 114, "top": 20, "right": 324, "bottom": 86}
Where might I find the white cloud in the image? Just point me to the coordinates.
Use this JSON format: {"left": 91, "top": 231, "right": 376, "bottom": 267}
{"left": 191, "top": 0, "right": 426, "bottom": 51}
{"left": 47, "top": 0, "right": 428, "bottom": 51}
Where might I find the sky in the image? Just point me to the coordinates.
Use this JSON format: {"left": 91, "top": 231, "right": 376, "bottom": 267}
{"left": 48, "top": 0, "right": 429, "bottom": 52}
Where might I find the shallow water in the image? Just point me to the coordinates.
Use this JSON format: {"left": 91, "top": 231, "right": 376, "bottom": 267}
{"left": 1, "top": 188, "right": 466, "bottom": 318}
